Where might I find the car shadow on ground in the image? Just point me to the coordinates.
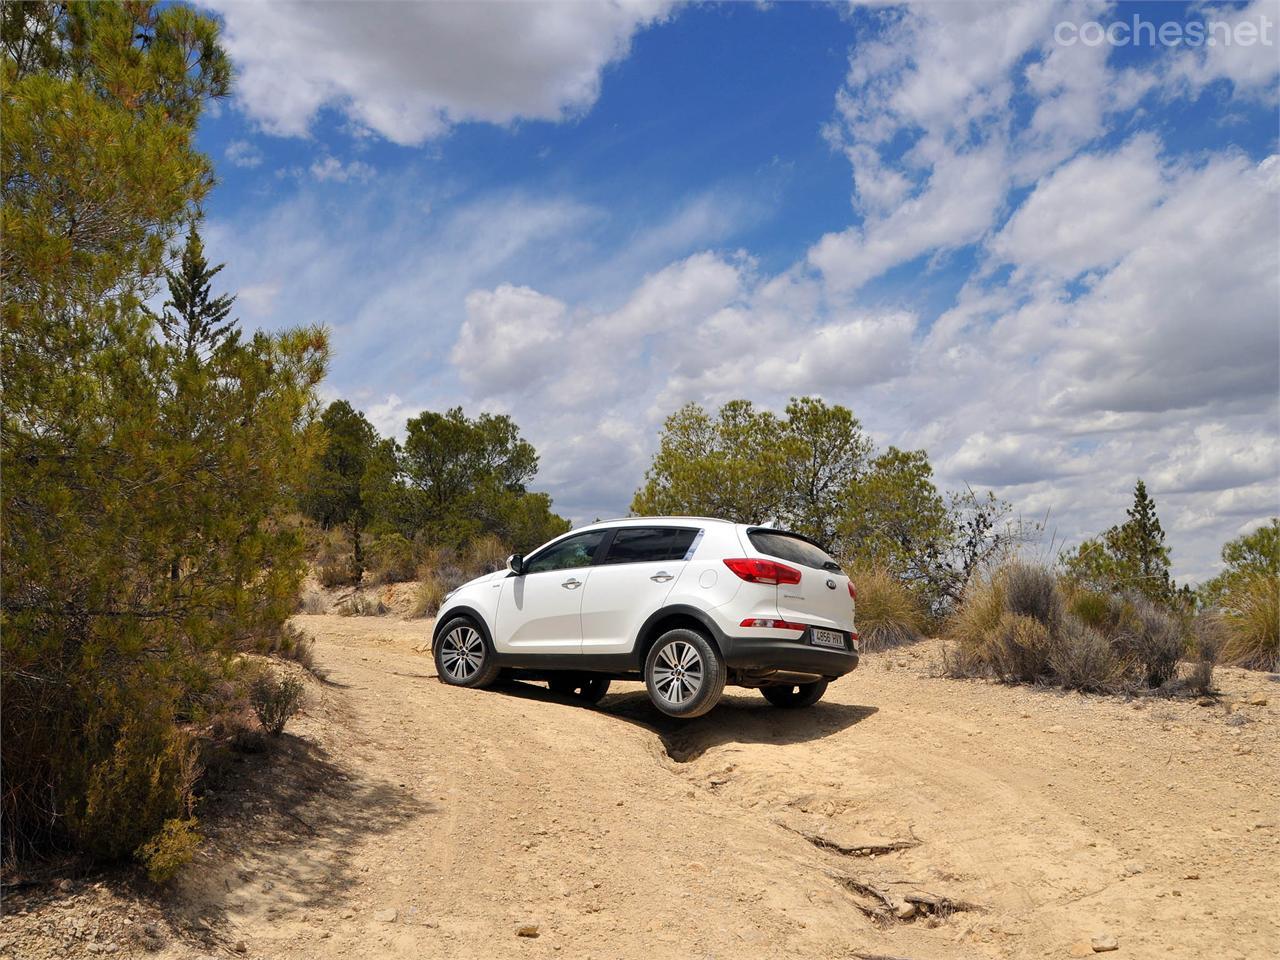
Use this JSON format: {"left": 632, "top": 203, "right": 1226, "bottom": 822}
{"left": 491, "top": 679, "right": 877, "bottom": 762}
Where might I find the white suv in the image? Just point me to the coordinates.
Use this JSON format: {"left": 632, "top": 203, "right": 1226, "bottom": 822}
{"left": 431, "top": 517, "right": 859, "bottom": 718}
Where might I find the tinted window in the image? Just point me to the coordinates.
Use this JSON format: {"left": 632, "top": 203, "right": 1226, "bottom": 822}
{"left": 524, "top": 530, "right": 607, "bottom": 574}
{"left": 602, "top": 527, "right": 700, "bottom": 565}
{"left": 748, "top": 530, "right": 840, "bottom": 571}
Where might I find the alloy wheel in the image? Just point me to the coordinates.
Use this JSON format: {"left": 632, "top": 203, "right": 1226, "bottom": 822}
{"left": 651, "top": 639, "right": 704, "bottom": 705}
{"left": 440, "top": 625, "right": 485, "bottom": 682}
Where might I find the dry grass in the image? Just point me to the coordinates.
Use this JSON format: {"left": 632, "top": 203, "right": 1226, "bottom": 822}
{"left": 848, "top": 564, "right": 926, "bottom": 650}
{"left": 367, "top": 532, "right": 418, "bottom": 584}
{"left": 944, "top": 562, "right": 1202, "bottom": 695}
{"left": 1221, "top": 573, "right": 1279, "bottom": 671}
{"left": 464, "top": 533, "right": 511, "bottom": 576}
{"left": 337, "top": 594, "right": 387, "bottom": 617}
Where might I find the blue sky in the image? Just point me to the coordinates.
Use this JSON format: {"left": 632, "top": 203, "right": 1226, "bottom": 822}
{"left": 194, "top": 0, "right": 1279, "bottom": 581}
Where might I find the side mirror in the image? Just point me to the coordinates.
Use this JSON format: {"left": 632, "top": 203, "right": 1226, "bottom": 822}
{"left": 507, "top": 553, "right": 525, "bottom": 575}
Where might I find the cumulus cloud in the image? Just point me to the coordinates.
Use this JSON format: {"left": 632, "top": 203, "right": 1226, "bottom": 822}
{"left": 205, "top": 0, "right": 675, "bottom": 144}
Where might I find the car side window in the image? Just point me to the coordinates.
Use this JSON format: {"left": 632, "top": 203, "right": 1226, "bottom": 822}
{"left": 602, "top": 527, "right": 700, "bottom": 565}
{"left": 523, "top": 530, "right": 607, "bottom": 574}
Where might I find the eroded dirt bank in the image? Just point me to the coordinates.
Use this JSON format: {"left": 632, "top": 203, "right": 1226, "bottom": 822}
{"left": 4, "top": 614, "right": 1277, "bottom": 960}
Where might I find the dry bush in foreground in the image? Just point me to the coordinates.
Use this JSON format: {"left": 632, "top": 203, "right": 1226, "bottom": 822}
{"left": 250, "top": 673, "right": 305, "bottom": 736}
{"left": 464, "top": 532, "right": 511, "bottom": 575}
{"left": 848, "top": 564, "right": 926, "bottom": 650}
{"left": 1047, "top": 617, "right": 1125, "bottom": 692}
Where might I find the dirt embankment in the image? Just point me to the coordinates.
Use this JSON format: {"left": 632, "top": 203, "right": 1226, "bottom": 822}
{"left": 4, "top": 613, "right": 1277, "bottom": 960}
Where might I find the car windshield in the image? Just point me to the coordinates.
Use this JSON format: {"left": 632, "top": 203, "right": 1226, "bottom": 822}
{"left": 748, "top": 530, "right": 841, "bottom": 571}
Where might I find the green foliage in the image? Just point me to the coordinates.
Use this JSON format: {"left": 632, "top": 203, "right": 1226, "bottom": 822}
{"left": 250, "top": 673, "right": 305, "bottom": 737}
{"left": 1062, "top": 479, "right": 1176, "bottom": 603}
{"left": 1199, "top": 519, "right": 1279, "bottom": 607}
{"left": 136, "top": 817, "right": 202, "bottom": 884}
{"left": 300, "top": 400, "right": 384, "bottom": 578}
{"left": 158, "top": 223, "right": 237, "bottom": 358}
{"left": 1, "top": 2, "right": 324, "bottom": 865}
{"left": 634, "top": 398, "right": 1028, "bottom": 609}
{"left": 395, "top": 406, "right": 568, "bottom": 550}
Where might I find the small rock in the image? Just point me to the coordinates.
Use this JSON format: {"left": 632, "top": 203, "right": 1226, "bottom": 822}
{"left": 1122, "top": 860, "right": 1144, "bottom": 876}
{"left": 1196, "top": 696, "right": 1215, "bottom": 707}
{"left": 1069, "top": 943, "right": 1094, "bottom": 958}
{"left": 1245, "top": 693, "right": 1268, "bottom": 706}
{"left": 516, "top": 924, "right": 540, "bottom": 938}
{"left": 1182, "top": 872, "right": 1200, "bottom": 880}
{"left": 894, "top": 901, "right": 917, "bottom": 920}
{"left": 1046, "top": 725, "right": 1066, "bottom": 734}
{"left": 233, "top": 942, "right": 248, "bottom": 954}
{"left": 1091, "top": 933, "right": 1119, "bottom": 952}
{"left": 373, "top": 908, "right": 398, "bottom": 924}
{"left": 57, "top": 879, "right": 74, "bottom": 893}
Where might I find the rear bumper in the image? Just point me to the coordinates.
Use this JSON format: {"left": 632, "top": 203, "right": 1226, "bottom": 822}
{"left": 720, "top": 634, "right": 859, "bottom": 679}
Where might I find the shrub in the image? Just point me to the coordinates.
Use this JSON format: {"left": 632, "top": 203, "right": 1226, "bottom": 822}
{"left": 367, "top": 532, "right": 419, "bottom": 584}
{"left": 250, "top": 673, "right": 305, "bottom": 736}
{"left": 1186, "top": 612, "right": 1225, "bottom": 695}
{"left": 1220, "top": 572, "right": 1279, "bottom": 670}
{"left": 411, "top": 550, "right": 472, "bottom": 619}
{"left": 464, "top": 533, "right": 511, "bottom": 576}
{"left": 1004, "top": 563, "right": 1063, "bottom": 631}
{"left": 73, "top": 705, "right": 201, "bottom": 863}
{"left": 336, "top": 594, "right": 387, "bottom": 617}
{"left": 945, "top": 570, "right": 1007, "bottom": 656}
{"left": 297, "top": 591, "right": 326, "bottom": 614}
{"left": 849, "top": 564, "right": 926, "bottom": 650}
{"left": 1066, "top": 586, "right": 1113, "bottom": 632}
{"left": 136, "top": 817, "right": 202, "bottom": 884}
{"left": 1048, "top": 617, "right": 1124, "bottom": 693}
{"left": 988, "top": 612, "right": 1053, "bottom": 683}
{"left": 1117, "top": 596, "right": 1187, "bottom": 689}
{"left": 318, "top": 556, "right": 360, "bottom": 588}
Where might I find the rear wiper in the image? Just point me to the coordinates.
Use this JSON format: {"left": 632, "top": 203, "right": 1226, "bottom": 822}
{"left": 821, "top": 560, "right": 842, "bottom": 572}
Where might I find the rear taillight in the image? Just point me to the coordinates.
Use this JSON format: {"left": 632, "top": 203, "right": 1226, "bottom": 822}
{"left": 740, "top": 617, "right": 806, "bottom": 631}
{"left": 722, "top": 557, "right": 802, "bottom": 585}
{"left": 848, "top": 582, "right": 857, "bottom": 600}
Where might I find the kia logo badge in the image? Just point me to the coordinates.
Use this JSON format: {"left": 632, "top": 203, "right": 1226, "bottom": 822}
{"left": 825, "top": 579, "right": 836, "bottom": 590}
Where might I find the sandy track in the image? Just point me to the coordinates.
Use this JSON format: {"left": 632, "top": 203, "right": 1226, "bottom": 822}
{"left": 7, "top": 614, "right": 1275, "bottom": 960}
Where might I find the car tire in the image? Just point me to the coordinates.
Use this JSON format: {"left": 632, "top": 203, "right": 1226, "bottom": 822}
{"left": 548, "top": 673, "right": 612, "bottom": 705}
{"left": 761, "top": 679, "right": 828, "bottom": 708}
{"left": 434, "top": 616, "right": 502, "bottom": 689}
{"left": 644, "top": 628, "right": 726, "bottom": 719}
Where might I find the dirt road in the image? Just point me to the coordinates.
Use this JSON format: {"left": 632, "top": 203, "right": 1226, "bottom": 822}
{"left": 7, "top": 613, "right": 1276, "bottom": 959}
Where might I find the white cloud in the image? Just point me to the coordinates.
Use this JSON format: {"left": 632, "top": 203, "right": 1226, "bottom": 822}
{"left": 205, "top": 0, "right": 676, "bottom": 144}
{"left": 224, "top": 138, "right": 263, "bottom": 167}
{"left": 310, "top": 155, "right": 376, "bottom": 183}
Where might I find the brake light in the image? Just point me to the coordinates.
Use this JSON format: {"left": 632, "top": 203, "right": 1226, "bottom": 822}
{"left": 848, "top": 582, "right": 857, "bottom": 601}
{"left": 722, "top": 557, "right": 802, "bottom": 585}
{"left": 740, "top": 618, "right": 807, "bottom": 631}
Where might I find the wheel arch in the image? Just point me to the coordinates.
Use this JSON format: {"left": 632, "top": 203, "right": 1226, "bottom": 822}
{"left": 432, "top": 605, "right": 495, "bottom": 654}
{"left": 633, "top": 604, "right": 727, "bottom": 669}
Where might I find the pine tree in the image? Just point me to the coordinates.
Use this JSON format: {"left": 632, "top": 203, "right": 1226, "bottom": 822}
{"left": 1108, "top": 479, "right": 1173, "bottom": 600}
{"left": 159, "top": 223, "right": 238, "bottom": 358}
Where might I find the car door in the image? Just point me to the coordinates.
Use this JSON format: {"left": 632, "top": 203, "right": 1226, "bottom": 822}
{"left": 579, "top": 526, "right": 702, "bottom": 656}
{"left": 495, "top": 529, "right": 607, "bottom": 656}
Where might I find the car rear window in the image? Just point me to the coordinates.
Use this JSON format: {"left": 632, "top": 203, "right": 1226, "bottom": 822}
{"left": 747, "top": 530, "right": 841, "bottom": 571}
{"left": 602, "top": 527, "right": 700, "bottom": 564}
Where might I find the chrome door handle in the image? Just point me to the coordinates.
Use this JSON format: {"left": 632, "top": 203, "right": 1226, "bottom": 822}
{"left": 561, "top": 578, "right": 582, "bottom": 589}
{"left": 650, "top": 572, "right": 674, "bottom": 583}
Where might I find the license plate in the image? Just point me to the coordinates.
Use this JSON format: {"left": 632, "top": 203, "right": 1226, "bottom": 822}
{"left": 810, "top": 628, "right": 846, "bottom": 650}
